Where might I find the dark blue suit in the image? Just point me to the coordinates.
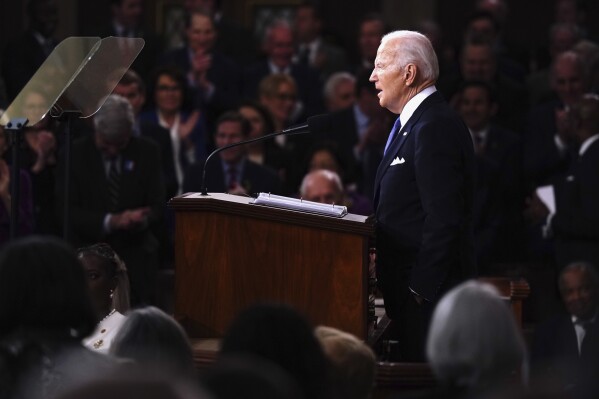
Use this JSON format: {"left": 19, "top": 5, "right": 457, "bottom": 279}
{"left": 374, "top": 90, "right": 476, "bottom": 360}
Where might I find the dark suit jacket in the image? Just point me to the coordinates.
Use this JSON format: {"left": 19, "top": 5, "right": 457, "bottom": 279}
{"left": 374, "top": 91, "right": 476, "bottom": 305}
{"left": 138, "top": 119, "right": 178, "bottom": 200}
{"left": 58, "top": 135, "right": 165, "bottom": 249}
{"left": 532, "top": 312, "right": 599, "bottom": 392}
{"left": 183, "top": 157, "right": 282, "bottom": 195}
{"left": 242, "top": 60, "right": 325, "bottom": 118}
{"left": 160, "top": 47, "right": 242, "bottom": 130}
{"left": 552, "top": 137, "right": 599, "bottom": 269}
{"left": 524, "top": 100, "right": 576, "bottom": 190}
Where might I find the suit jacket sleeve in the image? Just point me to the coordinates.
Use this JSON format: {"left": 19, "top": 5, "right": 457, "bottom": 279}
{"left": 411, "top": 118, "right": 473, "bottom": 300}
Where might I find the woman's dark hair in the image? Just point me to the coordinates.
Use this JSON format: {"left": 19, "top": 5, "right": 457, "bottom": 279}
{"left": 238, "top": 100, "right": 276, "bottom": 136}
{"left": 0, "top": 236, "right": 96, "bottom": 339}
{"left": 146, "top": 65, "right": 192, "bottom": 111}
{"left": 220, "top": 303, "right": 331, "bottom": 399}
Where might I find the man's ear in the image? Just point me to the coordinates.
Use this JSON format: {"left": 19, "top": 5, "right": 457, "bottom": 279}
{"left": 404, "top": 64, "right": 417, "bottom": 86}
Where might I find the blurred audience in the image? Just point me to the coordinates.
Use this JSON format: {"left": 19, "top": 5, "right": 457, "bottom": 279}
{"left": 422, "top": 280, "right": 528, "bottom": 398}
{"left": 110, "top": 306, "right": 197, "bottom": 383}
{"left": 183, "top": 111, "right": 281, "bottom": 195}
{"left": 324, "top": 72, "right": 357, "bottom": 112}
{"left": 531, "top": 262, "right": 599, "bottom": 398}
{"left": 0, "top": 236, "right": 116, "bottom": 399}
{"left": 219, "top": 303, "right": 331, "bottom": 399}
{"left": 314, "top": 325, "right": 376, "bottom": 399}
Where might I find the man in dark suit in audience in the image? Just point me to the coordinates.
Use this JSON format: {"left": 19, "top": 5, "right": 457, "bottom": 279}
{"left": 113, "top": 69, "right": 178, "bottom": 200}
{"left": 243, "top": 20, "right": 324, "bottom": 118}
{"left": 160, "top": 9, "right": 241, "bottom": 131}
{"left": 532, "top": 262, "right": 599, "bottom": 395}
{"left": 370, "top": 31, "right": 476, "bottom": 361}
{"left": 526, "top": 94, "right": 599, "bottom": 269}
{"left": 456, "top": 80, "right": 523, "bottom": 267}
{"left": 57, "top": 94, "right": 165, "bottom": 305}
{"left": 183, "top": 111, "right": 281, "bottom": 195}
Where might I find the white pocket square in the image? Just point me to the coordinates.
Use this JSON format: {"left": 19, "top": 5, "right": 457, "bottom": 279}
{"left": 390, "top": 157, "right": 405, "bottom": 166}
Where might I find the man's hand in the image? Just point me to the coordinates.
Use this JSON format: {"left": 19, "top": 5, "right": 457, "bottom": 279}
{"left": 109, "top": 207, "right": 150, "bottom": 231}
{"left": 523, "top": 193, "right": 550, "bottom": 224}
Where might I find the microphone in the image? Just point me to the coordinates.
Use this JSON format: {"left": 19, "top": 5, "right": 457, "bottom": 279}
{"left": 199, "top": 113, "right": 332, "bottom": 195}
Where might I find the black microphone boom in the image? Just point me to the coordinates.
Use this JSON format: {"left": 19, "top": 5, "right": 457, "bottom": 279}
{"left": 199, "top": 113, "right": 331, "bottom": 196}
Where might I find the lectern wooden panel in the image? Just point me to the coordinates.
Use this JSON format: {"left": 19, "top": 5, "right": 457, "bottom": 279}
{"left": 169, "top": 193, "right": 375, "bottom": 339}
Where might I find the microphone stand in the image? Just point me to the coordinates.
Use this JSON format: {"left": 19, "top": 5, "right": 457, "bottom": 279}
{"left": 199, "top": 126, "right": 309, "bottom": 196}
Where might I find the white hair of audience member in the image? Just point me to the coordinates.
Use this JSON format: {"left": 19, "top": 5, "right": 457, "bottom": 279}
{"left": 110, "top": 306, "right": 196, "bottom": 379}
{"left": 426, "top": 280, "right": 528, "bottom": 388}
{"left": 93, "top": 94, "right": 135, "bottom": 141}
{"left": 323, "top": 72, "right": 356, "bottom": 101}
{"left": 300, "top": 169, "right": 343, "bottom": 197}
{"left": 380, "top": 31, "right": 439, "bottom": 82}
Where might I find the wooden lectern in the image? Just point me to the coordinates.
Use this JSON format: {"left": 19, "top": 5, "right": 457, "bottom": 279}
{"left": 169, "top": 193, "right": 375, "bottom": 339}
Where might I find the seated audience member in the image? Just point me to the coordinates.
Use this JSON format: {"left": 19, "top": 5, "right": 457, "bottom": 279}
{"left": 424, "top": 280, "right": 527, "bottom": 398}
{"left": 78, "top": 243, "right": 130, "bottom": 354}
{"left": 0, "top": 236, "right": 115, "bottom": 399}
{"left": 323, "top": 72, "right": 392, "bottom": 199}
{"left": 455, "top": 81, "right": 523, "bottom": 267}
{"left": 524, "top": 94, "right": 599, "bottom": 269}
{"left": 259, "top": 73, "right": 300, "bottom": 133}
{"left": 300, "top": 169, "right": 372, "bottom": 216}
{"left": 57, "top": 94, "right": 165, "bottom": 306}
{"left": 200, "top": 355, "right": 302, "bottom": 399}
{"left": 323, "top": 72, "right": 357, "bottom": 112}
{"left": 293, "top": 2, "right": 348, "bottom": 81}
{"left": 523, "top": 51, "right": 586, "bottom": 189}
{"left": 352, "top": 13, "right": 387, "bottom": 78}
{"left": 531, "top": 262, "right": 599, "bottom": 397}
{"left": 141, "top": 66, "right": 208, "bottom": 194}
{"left": 243, "top": 20, "right": 324, "bottom": 118}
{"left": 113, "top": 69, "right": 177, "bottom": 200}
{"left": 0, "top": 115, "right": 34, "bottom": 243}
{"left": 160, "top": 9, "right": 241, "bottom": 132}
{"left": 219, "top": 303, "right": 331, "bottom": 399}
{"left": 314, "top": 326, "right": 376, "bottom": 399}
{"left": 238, "top": 100, "right": 289, "bottom": 181}
{"left": 111, "top": 306, "right": 196, "bottom": 382}
{"left": 183, "top": 111, "right": 281, "bottom": 195}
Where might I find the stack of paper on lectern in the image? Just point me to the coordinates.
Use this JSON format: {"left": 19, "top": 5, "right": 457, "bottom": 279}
{"left": 252, "top": 193, "right": 347, "bottom": 218}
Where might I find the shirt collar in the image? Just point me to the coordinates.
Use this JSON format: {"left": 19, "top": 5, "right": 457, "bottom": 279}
{"left": 399, "top": 85, "right": 437, "bottom": 128}
{"left": 268, "top": 60, "right": 290, "bottom": 75}
{"left": 572, "top": 309, "right": 598, "bottom": 325}
{"left": 468, "top": 126, "right": 490, "bottom": 143}
{"left": 579, "top": 133, "right": 599, "bottom": 156}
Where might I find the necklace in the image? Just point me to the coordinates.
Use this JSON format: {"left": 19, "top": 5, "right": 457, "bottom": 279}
{"left": 100, "top": 309, "right": 116, "bottom": 324}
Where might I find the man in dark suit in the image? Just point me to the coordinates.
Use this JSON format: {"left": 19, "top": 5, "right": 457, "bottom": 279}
{"left": 456, "top": 80, "right": 524, "bottom": 268}
{"left": 526, "top": 94, "right": 599, "bottom": 269}
{"left": 96, "top": 0, "right": 162, "bottom": 81}
{"left": 57, "top": 94, "right": 165, "bottom": 305}
{"left": 113, "top": 69, "right": 178, "bottom": 200}
{"left": 160, "top": 9, "right": 241, "bottom": 132}
{"left": 532, "top": 262, "right": 599, "bottom": 395}
{"left": 183, "top": 111, "right": 281, "bottom": 195}
{"left": 369, "top": 31, "right": 476, "bottom": 361}
{"left": 243, "top": 21, "right": 324, "bottom": 119}
{"left": 2, "top": 0, "right": 59, "bottom": 100}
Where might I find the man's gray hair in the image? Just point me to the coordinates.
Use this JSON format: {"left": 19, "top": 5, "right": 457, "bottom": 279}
{"left": 323, "top": 72, "right": 356, "bottom": 101}
{"left": 94, "top": 94, "right": 134, "bottom": 141}
{"left": 426, "top": 280, "right": 527, "bottom": 388}
{"left": 300, "top": 169, "right": 343, "bottom": 197}
{"left": 558, "top": 261, "right": 599, "bottom": 292}
{"left": 381, "top": 30, "right": 439, "bottom": 82}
